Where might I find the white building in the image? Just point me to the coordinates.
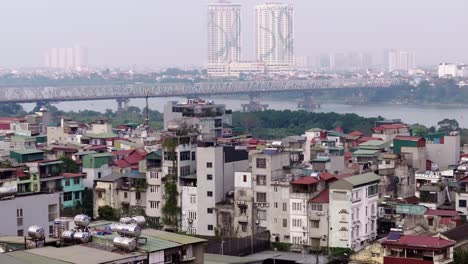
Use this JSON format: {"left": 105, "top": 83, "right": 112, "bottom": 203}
{"left": 438, "top": 63, "right": 468, "bottom": 78}
{"left": 44, "top": 45, "right": 87, "bottom": 70}
{"left": 255, "top": 3, "right": 294, "bottom": 73}
{"left": 386, "top": 50, "right": 416, "bottom": 72}
{"left": 328, "top": 172, "right": 379, "bottom": 251}
{"left": 207, "top": 1, "right": 241, "bottom": 76}
{"left": 0, "top": 192, "right": 60, "bottom": 237}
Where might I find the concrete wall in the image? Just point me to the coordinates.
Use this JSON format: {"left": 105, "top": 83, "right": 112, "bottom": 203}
{"left": 82, "top": 165, "right": 112, "bottom": 188}
{"left": 426, "top": 135, "right": 460, "bottom": 169}
{"left": 146, "top": 169, "right": 163, "bottom": 222}
{"left": 0, "top": 192, "right": 60, "bottom": 237}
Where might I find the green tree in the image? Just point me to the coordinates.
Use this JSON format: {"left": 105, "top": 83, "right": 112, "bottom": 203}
{"left": 438, "top": 118, "right": 460, "bottom": 132}
{"left": 161, "top": 137, "right": 181, "bottom": 230}
{"left": 59, "top": 156, "right": 80, "bottom": 173}
{"left": 98, "top": 205, "right": 117, "bottom": 220}
{"left": 411, "top": 124, "right": 429, "bottom": 136}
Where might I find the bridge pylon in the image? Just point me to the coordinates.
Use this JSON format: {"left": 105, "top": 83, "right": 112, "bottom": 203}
{"left": 116, "top": 98, "right": 130, "bottom": 114}
{"left": 297, "top": 92, "right": 321, "bottom": 111}
{"left": 241, "top": 94, "right": 269, "bottom": 112}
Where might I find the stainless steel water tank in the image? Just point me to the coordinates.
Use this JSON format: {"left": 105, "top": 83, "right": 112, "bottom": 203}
{"left": 73, "top": 214, "right": 91, "bottom": 228}
{"left": 73, "top": 232, "right": 90, "bottom": 243}
{"left": 130, "top": 216, "right": 146, "bottom": 226}
{"left": 27, "top": 225, "right": 45, "bottom": 239}
{"left": 119, "top": 217, "right": 132, "bottom": 224}
{"left": 113, "top": 236, "right": 137, "bottom": 251}
{"left": 61, "top": 230, "right": 75, "bottom": 242}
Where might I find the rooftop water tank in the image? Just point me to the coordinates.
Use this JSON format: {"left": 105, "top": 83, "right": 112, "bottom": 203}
{"left": 113, "top": 237, "right": 137, "bottom": 251}
{"left": 61, "top": 230, "right": 75, "bottom": 242}
{"left": 73, "top": 232, "right": 90, "bottom": 243}
{"left": 74, "top": 214, "right": 91, "bottom": 228}
{"left": 119, "top": 217, "right": 132, "bottom": 224}
{"left": 130, "top": 216, "right": 146, "bottom": 227}
{"left": 116, "top": 224, "right": 141, "bottom": 238}
{"left": 27, "top": 225, "right": 45, "bottom": 239}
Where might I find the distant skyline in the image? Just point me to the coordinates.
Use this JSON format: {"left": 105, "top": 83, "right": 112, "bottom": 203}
{"left": 0, "top": 0, "right": 467, "bottom": 68}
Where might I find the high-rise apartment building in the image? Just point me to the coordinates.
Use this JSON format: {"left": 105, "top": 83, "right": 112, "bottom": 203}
{"left": 255, "top": 3, "right": 294, "bottom": 72}
{"left": 44, "top": 45, "right": 87, "bottom": 70}
{"left": 385, "top": 49, "right": 416, "bottom": 72}
{"left": 207, "top": 1, "right": 241, "bottom": 76}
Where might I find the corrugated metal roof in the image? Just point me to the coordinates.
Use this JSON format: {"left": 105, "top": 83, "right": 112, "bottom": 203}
{"left": 6, "top": 251, "right": 71, "bottom": 264}
{"left": 93, "top": 233, "right": 180, "bottom": 252}
{"left": 11, "top": 149, "right": 45, "bottom": 155}
{"left": 343, "top": 172, "right": 380, "bottom": 186}
{"left": 142, "top": 229, "right": 206, "bottom": 245}
{"left": 352, "top": 149, "right": 380, "bottom": 157}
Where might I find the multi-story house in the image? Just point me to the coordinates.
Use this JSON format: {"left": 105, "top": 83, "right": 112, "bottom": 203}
{"left": 185, "top": 143, "right": 248, "bottom": 236}
{"left": 382, "top": 232, "right": 455, "bottom": 264}
{"left": 268, "top": 176, "right": 291, "bottom": 244}
{"left": 417, "top": 184, "right": 447, "bottom": 209}
{"left": 425, "top": 132, "right": 460, "bottom": 170}
{"left": 308, "top": 189, "right": 330, "bottom": 250}
{"left": 234, "top": 171, "right": 255, "bottom": 237}
{"left": 82, "top": 153, "right": 113, "bottom": 188}
{"left": 61, "top": 173, "right": 85, "bottom": 208}
{"left": 145, "top": 151, "right": 163, "bottom": 226}
{"left": 0, "top": 192, "right": 60, "bottom": 238}
{"left": 329, "top": 172, "right": 380, "bottom": 251}
{"left": 456, "top": 176, "right": 468, "bottom": 215}
{"left": 26, "top": 160, "right": 64, "bottom": 194}
{"left": 372, "top": 123, "right": 410, "bottom": 142}
{"left": 93, "top": 172, "right": 147, "bottom": 217}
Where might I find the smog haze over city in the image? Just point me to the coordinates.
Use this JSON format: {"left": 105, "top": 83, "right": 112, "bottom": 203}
{"left": 0, "top": 0, "right": 467, "bottom": 67}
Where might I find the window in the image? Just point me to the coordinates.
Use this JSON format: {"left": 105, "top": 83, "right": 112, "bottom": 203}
{"left": 274, "top": 218, "right": 278, "bottom": 224}
{"left": 274, "top": 202, "right": 278, "bottom": 208}
{"left": 188, "top": 211, "right": 196, "bottom": 219}
{"left": 240, "top": 206, "right": 247, "bottom": 215}
{"left": 292, "top": 218, "right": 303, "bottom": 227}
{"left": 98, "top": 192, "right": 103, "bottom": 199}
{"left": 63, "top": 192, "right": 72, "bottom": 201}
{"left": 17, "top": 229, "right": 23, "bottom": 236}
{"left": 74, "top": 177, "right": 80, "bottom": 185}
{"left": 366, "top": 206, "right": 368, "bottom": 216}
{"left": 74, "top": 191, "right": 80, "bottom": 200}
{"left": 256, "top": 158, "right": 266, "bottom": 168}
{"left": 241, "top": 223, "right": 247, "bottom": 232}
{"left": 206, "top": 162, "right": 212, "bottom": 168}
{"left": 190, "top": 195, "right": 196, "bottom": 204}
{"left": 368, "top": 184, "right": 378, "bottom": 197}
{"left": 371, "top": 204, "right": 376, "bottom": 215}
{"left": 274, "top": 186, "right": 278, "bottom": 192}
{"left": 124, "top": 192, "right": 128, "bottom": 199}
{"left": 207, "top": 174, "right": 213, "bottom": 180}
{"left": 365, "top": 224, "right": 368, "bottom": 233}
{"left": 207, "top": 208, "right": 213, "bottom": 214}
{"left": 459, "top": 200, "right": 467, "bottom": 208}
{"left": 238, "top": 190, "right": 246, "bottom": 197}
{"left": 282, "top": 203, "right": 287, "bottom": 212}
{"left": 256, "top": 192, "right": 266, "bottom": 203}
{"left": 49, "top": 226, "right": 53, "bottom": 238}
{"left": 150, "top": 185, "right": 160, "bottom": 193}
{"left": 180, "top": 166, "right": 191, "bottom": 176}
{"left": 257, "top": 210, "right": 267, "bottom": 220}
{"left": 311, "top": 220, "right": 320, "bottom": 228}
{"left": 310, "top": 204, "right": 323, "bottom": 211}
{"left": 98, "top": 172, "right": 102, "bottom": 179}
{"left": 339, "top": 209, "right": 349, "bottom": 222}
{"left": 283, "top": 218, "right": 287, "bottom": 227}
{"left": 17, "top": 208, "right": 23, "bottom": 218}
{"left": 371, "top": 220, "right": 375, "bottom": 231}
{"left": 256, "top": 175, "right": 266, "bottom": 185}
{"left": 340, "top": 227, "right": 348, "bottom": 240}
{"left": 243, "top": 175, "right": 247, "bottom": 182}
{"left": 149, "top": 201, "right": 160, "bottom": 209}
{"left": 428, "top": 218, "right": 434, "bottom": 226}
{"left": 150, "top": 171, "right": 158, "bottom": 179}
{"left": 292, "top": 202, "right": 302, "bottom": 211}
{"left": 208, "top": 225, "right": 214, "bottom": 231}
{"left": 207, "top": 191, "right": 213, "bottom": 197}
{"left": 164, "top": 151, "right": 177, "bottom": 161}
{"left": 65, "top": 179, "right": 70, "bottom": 186}
{"left": 180, "top": 151, "right": 191, "bottom": 161}
{"left": 136, "top": 192, "right": 141, "bottom": 200}
{"left": 17, "top": 208, "right": 23, "bottom": 226}
{"left": 191, "top": 152, "right": 196, "bottom": 160}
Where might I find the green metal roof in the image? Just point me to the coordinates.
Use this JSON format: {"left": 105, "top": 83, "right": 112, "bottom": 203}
{"left": 359, "top": 140, "right": 390, "bottom": 149}
{"left": 312, "top": 156, "right": 330, "bottom": 162}
{"left": 11, "top": 149, "right": 45, "bottom": 155}
{"left": 142, "top": 229, "right": 206, "bottom": 245}
{"left": 6, "top": 251, "right": 71, "bottom": 264}
{"left": 352, "top": 149, "right": 380, "bottom": 157}
{"left": 343, "top": 172, "right": 380, "bottom": 186}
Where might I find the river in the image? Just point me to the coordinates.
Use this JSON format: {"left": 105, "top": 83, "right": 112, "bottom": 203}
{"left": 21, "top": 97, "right": 468, "bottom": 128}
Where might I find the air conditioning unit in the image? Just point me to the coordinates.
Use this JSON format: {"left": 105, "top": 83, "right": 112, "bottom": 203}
{"left": 255, "top": 220, "right": 260, "bottom": 225}
{"left": 316, "top": 212, "right": 325, "bottom": 216}
{"left": 265, "top": 203, "right": 269, "bottom": 207}
{"left": 188, "top": 219, "right": 193, "bottom": 224}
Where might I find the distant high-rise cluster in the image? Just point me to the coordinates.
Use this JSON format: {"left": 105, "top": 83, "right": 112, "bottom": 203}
{"left": 44, "top": 45, "right": 87, "bottom": 70}
{"left": 316, "top": 52, "right": 373, "bottom": 71}
{"left": 385, "top": 49, "right": 416, "bottom": 72}
{"left": 207, "top": 1, "right": 294, "bottom": 77}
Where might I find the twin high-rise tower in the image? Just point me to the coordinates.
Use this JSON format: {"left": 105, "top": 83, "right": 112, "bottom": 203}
{"left": 207, "top": 1, "right": 294, "bottom": 77}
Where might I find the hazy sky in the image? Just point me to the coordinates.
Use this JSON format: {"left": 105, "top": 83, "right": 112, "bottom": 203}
{"left": 0, "top": 0, "right": 467, "bottom": 68}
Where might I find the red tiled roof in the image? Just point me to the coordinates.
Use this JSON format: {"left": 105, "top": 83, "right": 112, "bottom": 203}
{"left": 439, "top": 217, "right": 454, "bottom": 226}
{"left": 112, "top": 150, "right": 133, "bottom": 156}
{"left": 394, "top": 136, "right": 424, "bottom": 142}
{"left": 319, "top": 172, "right": 337, "bottom": 182}
{"left": 310, "top": 189, "right": 329, "bottom": 204}
{"left": 425, "top": 209, "right": 459, "bottom": 217}
{"left": 62, "top": 173, "right": 85, "bottom": 178}
{"left": 373, "top": 124, "right": 408, "bottom": 131}
{"left": 348, "top": 131, "right": 364, "bottom": 137}
{"left": 459, "top": 176, "right": 468, "bottom": 183}
{"left": 383, "top": 235, "right": 455, "bottom": 249}
{"left": 291, "top": 176, "right": 319, "bottom": 185}
{"left": 115, "top": 159, "right": 131, "bottom": 168}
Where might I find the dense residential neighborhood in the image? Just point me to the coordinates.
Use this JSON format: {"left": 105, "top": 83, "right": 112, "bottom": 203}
{"left": 0, "top": 97, "right": 467, "bottom": 264}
